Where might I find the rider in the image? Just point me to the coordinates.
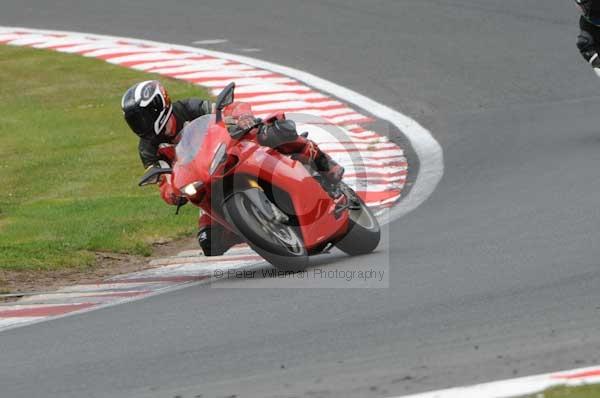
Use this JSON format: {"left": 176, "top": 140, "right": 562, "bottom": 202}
{"left": 576, "top": 0, "right": 600, "bottom": 75}
{"left": 121, "top": 80, "right": 345, "bottom": 256}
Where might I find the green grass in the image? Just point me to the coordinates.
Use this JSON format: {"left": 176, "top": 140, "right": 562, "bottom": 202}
{"left": 0, "top": 45, "right": 211, "bottom": 270}
{"left": 525, "top": 385, "right": 600, "bottom": 398}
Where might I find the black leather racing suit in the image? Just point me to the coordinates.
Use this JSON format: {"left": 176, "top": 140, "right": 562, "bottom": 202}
{"left": 576, "top": 1, "right": 600, "bottom": 67}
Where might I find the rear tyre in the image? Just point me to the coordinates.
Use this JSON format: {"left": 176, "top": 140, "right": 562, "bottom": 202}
{"left": 335, "top": 183, "right": 381, "bottom": 255}
{"left": 225, "top": 191, "right": 309, "bottom": 272}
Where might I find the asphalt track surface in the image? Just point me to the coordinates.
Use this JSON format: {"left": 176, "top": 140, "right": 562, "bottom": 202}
{"left": 2, "top": 1, "right": 600, "bottom": 397}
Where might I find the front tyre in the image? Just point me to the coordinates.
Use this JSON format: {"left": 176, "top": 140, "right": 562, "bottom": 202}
{"left": 335, "top": 183, "right": 381, "bottom": 255}
{"left": 225, "top": 190, "right": 309, "bottom": 272}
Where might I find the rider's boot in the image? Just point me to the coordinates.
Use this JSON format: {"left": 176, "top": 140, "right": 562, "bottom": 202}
{"left": 312, "top": 146, "right": 345, "bottom": 185}
{"left": 197, "top": 214, "right": 243, "bottom": 256}
{"left": 292, "top": 140, "right": 345, "bottom": 197}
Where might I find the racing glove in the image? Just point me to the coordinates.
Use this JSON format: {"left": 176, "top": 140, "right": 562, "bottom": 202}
{"left": 236, "top": 114, "right": 256, "bottom": 130}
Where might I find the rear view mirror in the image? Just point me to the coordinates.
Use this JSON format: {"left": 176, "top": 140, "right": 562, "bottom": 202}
{"left": 138, "top": 166, "right": 172, "bottom": 186}
{"left": 216, "top": 82, "right": 235, "bottom": 110}
{"left": 215, "top": 82, "right": 235, "bottom": 123}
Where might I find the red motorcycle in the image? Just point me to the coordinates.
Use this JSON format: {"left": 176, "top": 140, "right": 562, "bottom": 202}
{"left": 139, "top": 83, "right": 380, "bottom": 271}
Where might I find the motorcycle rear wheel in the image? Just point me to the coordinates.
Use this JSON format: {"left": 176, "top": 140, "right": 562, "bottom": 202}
{"left": 335, "top": 183, "right": 381, "bottom": 256}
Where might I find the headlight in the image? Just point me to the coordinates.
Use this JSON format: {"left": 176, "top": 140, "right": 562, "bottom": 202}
{"left": 182, "top": 182, "right": 204, "bottom": 198}
{"left": 209, "top": 143, "right": 227, "bottom": 175}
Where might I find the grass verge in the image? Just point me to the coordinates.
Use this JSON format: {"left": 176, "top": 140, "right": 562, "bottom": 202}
{"left": 0, "top": 44, "right": 210, "bottom": 271}
{"left": 525, "top": 384, "right": 600, "bottom": 398}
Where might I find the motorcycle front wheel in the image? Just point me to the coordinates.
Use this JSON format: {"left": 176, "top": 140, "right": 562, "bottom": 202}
{"left": 225, "top": 190, "right": 309, "bottom": 272}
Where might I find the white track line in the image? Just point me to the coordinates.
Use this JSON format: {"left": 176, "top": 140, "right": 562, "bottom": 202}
{"left": 192, "top": 39, "right": 228, "bottom": 45}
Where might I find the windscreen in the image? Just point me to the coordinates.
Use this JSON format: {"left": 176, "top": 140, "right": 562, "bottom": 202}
{"left": 175, "top": 114, "right": 214, "bottom": 165}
